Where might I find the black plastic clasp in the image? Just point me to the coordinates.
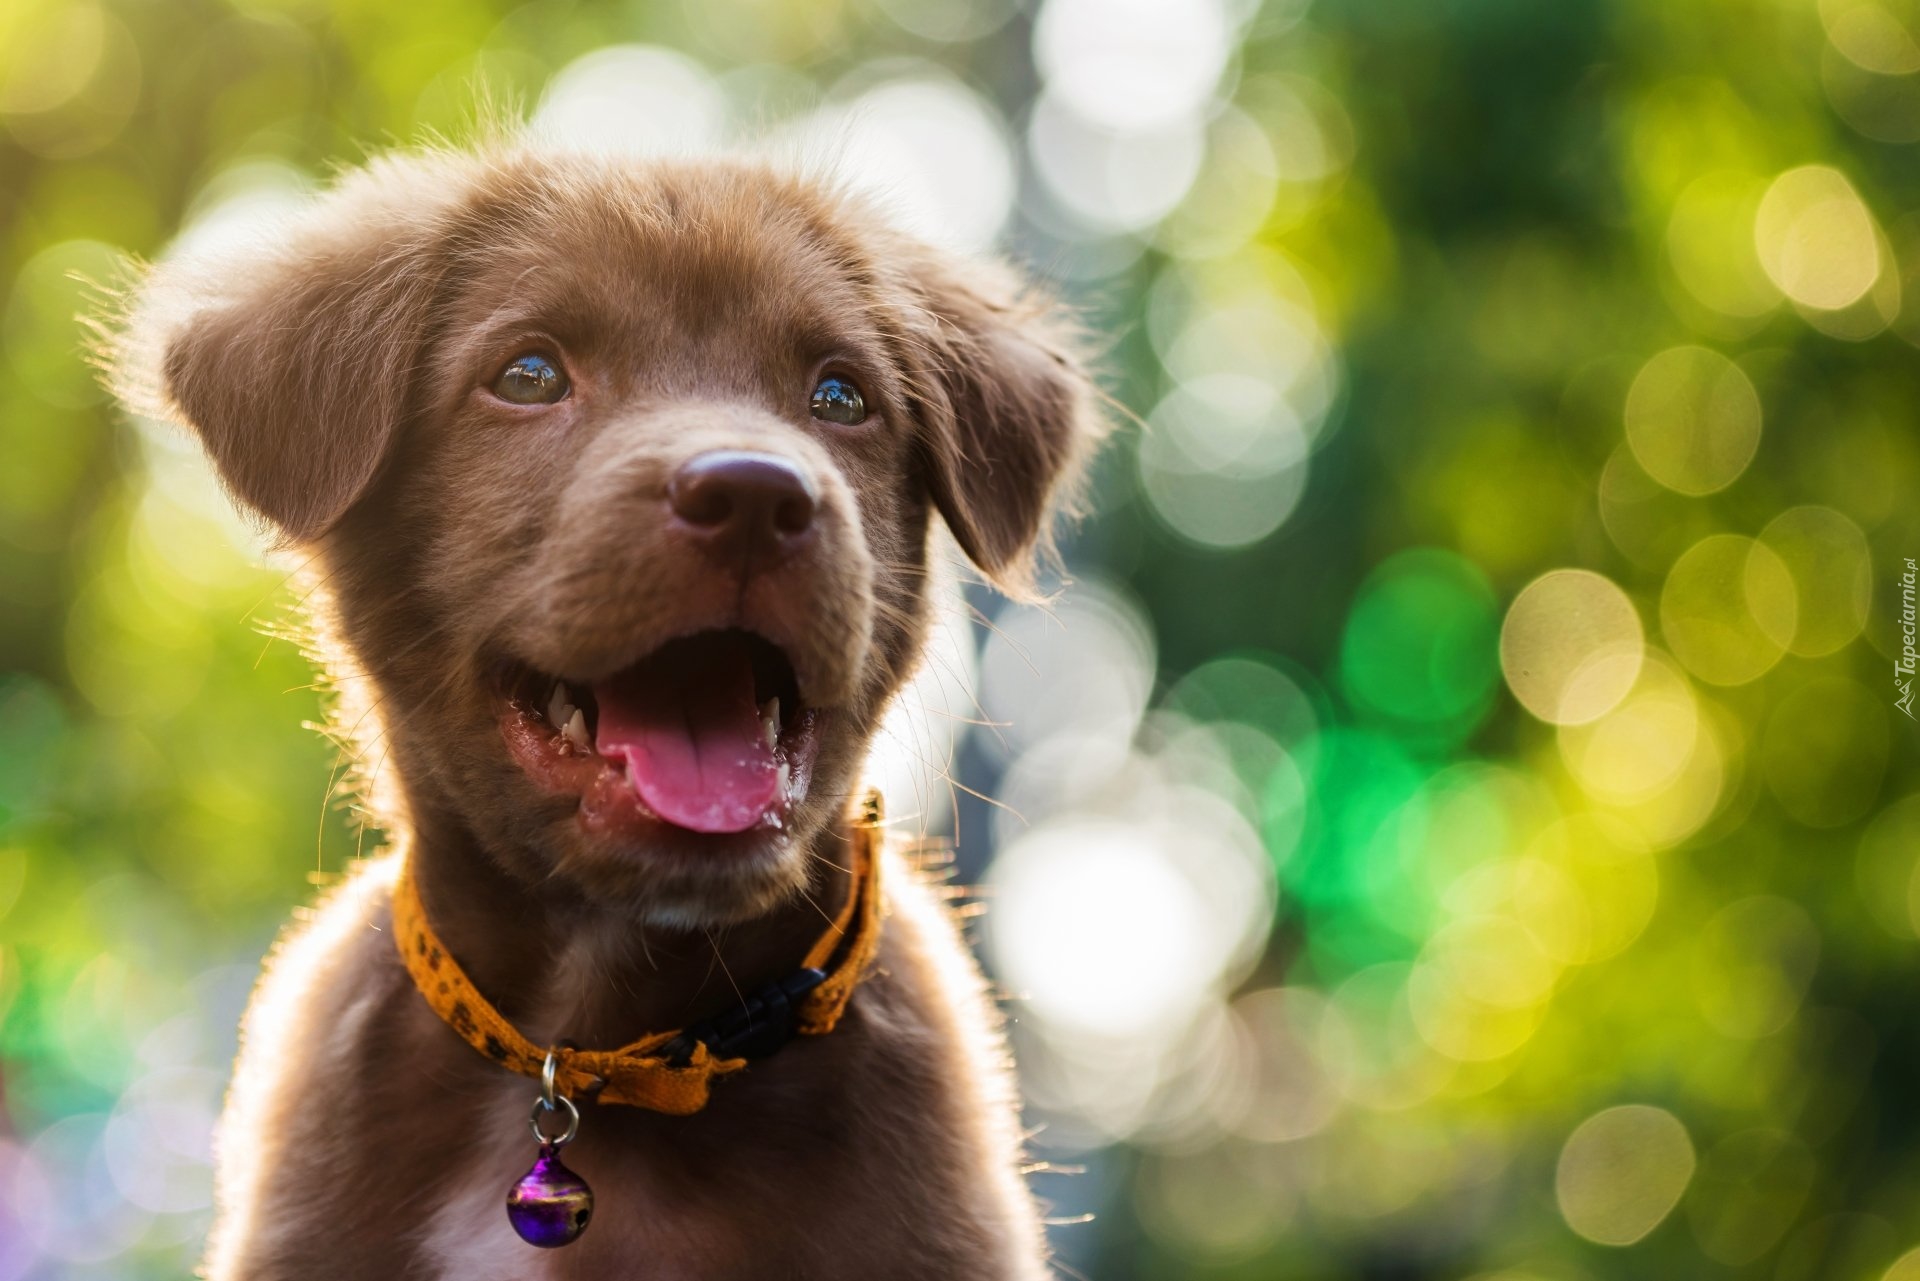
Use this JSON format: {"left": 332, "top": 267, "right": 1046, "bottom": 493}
{"left": 659, "top": 967, "right": 828, "bottom": 1067}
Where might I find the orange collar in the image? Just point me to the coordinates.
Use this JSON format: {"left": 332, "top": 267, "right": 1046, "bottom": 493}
{"left": 391, "top": 792, "right": 886, "bottom": 1116}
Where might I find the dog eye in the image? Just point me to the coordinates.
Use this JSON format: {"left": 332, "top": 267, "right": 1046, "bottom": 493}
{"left": 809, "top": 375, "right": 866, "bottom": 425}
{"left": 493, "top": 353, "right": 569, "bottom": 405}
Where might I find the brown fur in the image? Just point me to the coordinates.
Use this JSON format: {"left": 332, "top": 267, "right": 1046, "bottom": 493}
{"left": 111, "top": 143, "right": 1104, "bottom": 1279}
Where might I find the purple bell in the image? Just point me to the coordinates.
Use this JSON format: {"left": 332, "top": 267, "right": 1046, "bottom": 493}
{"left": 507, "top": 1143, "right": 594, "bottom": 1247}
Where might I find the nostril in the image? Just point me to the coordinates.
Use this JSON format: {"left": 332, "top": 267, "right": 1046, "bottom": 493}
{"left": 669, "top": 475, "right": 735, "bottom": 528}
{"left": 774, "top": 492, "right": 815, "bottom": 535}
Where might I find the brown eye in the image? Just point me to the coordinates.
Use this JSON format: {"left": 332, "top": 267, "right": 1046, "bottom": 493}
{"left": 493, "top": 353, "right": 569, "bottom": 405}
{"left": 809, "top": 375, "right": 866, "bottom": 425}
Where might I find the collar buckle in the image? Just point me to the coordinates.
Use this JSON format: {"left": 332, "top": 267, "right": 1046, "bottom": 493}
{"left": 659, "top": 966, "right": 829, "bottom": 1066}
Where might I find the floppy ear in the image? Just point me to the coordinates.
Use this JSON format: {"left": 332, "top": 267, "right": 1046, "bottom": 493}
{"left": 901, "top": 253, "right": 1105, "bottom": 595}
{"left": 116, "top": 159, "right": 460, "bottom": 543}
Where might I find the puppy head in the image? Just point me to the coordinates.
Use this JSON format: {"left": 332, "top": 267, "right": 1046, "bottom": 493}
{"left": 116, "top": 147, "right": 1103, "bottom": 926}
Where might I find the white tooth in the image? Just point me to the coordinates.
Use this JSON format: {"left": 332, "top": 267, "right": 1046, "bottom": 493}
{"left": 760, "top": 697, "right": 779, "bottom": 749}
{"left": 776, "top": 761, "right": 791, "bottom": 797}
{"left": 547, "top": 683, "right": 570, "bottom": 729}
{"left": 563, "top": 708, "right": 590, "bottom": 752}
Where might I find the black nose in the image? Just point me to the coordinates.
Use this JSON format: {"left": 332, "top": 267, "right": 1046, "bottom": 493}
{"left": 668, "top": 450, "right": 818, "bottom": 559}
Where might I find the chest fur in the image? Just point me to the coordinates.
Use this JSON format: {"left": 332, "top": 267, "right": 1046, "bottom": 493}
{"left": 210, "top": 863, "right": 1042, "bottom": 1280}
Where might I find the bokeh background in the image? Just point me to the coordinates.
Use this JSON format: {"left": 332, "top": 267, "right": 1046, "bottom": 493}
{"left": 5, "top": 0, "right": 1920, "bottom": 1276}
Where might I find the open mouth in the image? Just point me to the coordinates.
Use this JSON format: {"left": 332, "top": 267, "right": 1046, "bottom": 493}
{"left": 496, "top": 629, "right": 824, "bottom": 837}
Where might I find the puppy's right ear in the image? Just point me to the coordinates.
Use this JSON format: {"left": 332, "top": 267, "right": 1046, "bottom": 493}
{"left": 892, "top": 249, "right": 1106, "bottom": 599}
{"left": 117, "top": 160, "right": 460, "bottom": 543}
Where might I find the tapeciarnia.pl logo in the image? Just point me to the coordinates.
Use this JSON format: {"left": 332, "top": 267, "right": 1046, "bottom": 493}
{"left": 1900, "top": 557, "right": 1917, "bottom": 720}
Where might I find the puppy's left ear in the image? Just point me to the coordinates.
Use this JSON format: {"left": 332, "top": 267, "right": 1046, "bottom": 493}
{"left": 900, "top": 253, "right": 1106, "bottom": 596}
{"left": 109, "top": 155, "right": 463, "bottom": 544}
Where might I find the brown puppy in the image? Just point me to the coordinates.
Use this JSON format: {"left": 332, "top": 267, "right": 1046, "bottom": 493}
{"left": 112, "top": 144, "right": 1103, "bottom": 1279}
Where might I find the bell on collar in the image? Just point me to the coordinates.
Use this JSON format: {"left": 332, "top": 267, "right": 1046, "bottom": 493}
{"left": 508, "top": 1141, "right": 593, "bottom": 1248}
{"left": 510, "top": 1064, "right": 593, "bottom": 1248}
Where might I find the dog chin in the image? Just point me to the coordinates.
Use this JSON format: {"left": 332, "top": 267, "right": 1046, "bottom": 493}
{"left": 547, "top": 788, "right": 836, "bottom": 928}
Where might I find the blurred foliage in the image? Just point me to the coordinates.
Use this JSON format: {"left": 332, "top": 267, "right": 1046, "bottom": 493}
{"left": 3, "top": 0, "right": 1920, "bottom": 1278}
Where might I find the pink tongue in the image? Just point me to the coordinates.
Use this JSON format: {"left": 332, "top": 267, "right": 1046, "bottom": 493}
{"left": 592, "top": 634, "right": 780, "bottom": 834}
